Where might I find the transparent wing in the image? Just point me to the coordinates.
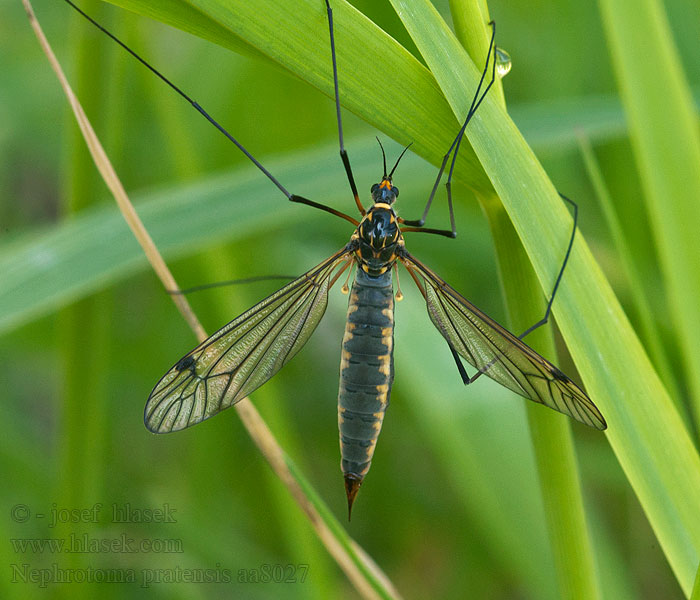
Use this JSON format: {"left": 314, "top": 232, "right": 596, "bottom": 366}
{"left": 402, "top": 252, "right": 606, "bottom": 430}
{"left": 145, "top": 247, "right": 353, "bottom": 433}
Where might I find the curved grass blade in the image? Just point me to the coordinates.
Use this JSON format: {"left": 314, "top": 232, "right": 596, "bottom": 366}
{"left": 597, "top": 0, "right": 700, "bottom": 438}
{"left": 482, "top": 194, "right": 604, "bottom": 599}
{"left": 447, "top": 1, "right": 603, "bottom": 596}
{"left": 577, "top": 132, "right": 683, "bottom": 412}
{"left": 390, "top": 0, "right": 700, "bottom": 592}
{"left": 103, "top": 0, "right": 490, "bottom": 192}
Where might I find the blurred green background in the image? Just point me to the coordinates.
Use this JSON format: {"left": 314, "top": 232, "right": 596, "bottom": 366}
{"left": 2, "top": 0, "right": 699, "bottom": 598}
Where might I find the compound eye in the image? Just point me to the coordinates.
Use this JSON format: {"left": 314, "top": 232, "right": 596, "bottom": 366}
{"left": 371, "top": 183, "right": 379, "bottom": 193}
{"left": 392, "top": 186, "right": 399, "bottom": 197}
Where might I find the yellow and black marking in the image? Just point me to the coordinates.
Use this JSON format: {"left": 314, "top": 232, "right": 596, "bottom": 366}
{"left": 338, "top": 267, "right": 395, "bottom": 517}
{"left": 353, "top": 203, "right": 404, "bottom": 277}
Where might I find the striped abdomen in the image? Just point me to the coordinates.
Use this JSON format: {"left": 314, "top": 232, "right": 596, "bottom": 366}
{"left": 338, "top": 268, "right": 394, "bottom": 515}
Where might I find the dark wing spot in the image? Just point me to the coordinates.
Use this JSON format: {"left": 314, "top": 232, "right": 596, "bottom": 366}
{"left": 176, "top": 355, "right": 196, "bottom": 373}
{"left": 549, "top": 365, "right": 570, "bottom": 382}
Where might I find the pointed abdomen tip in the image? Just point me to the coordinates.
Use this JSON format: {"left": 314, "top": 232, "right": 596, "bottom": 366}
{"left": 344, "top": 473, "right": 364, "bottom": 520}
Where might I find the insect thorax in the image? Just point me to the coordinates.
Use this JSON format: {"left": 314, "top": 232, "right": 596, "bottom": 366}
{"left": 352, "top": 203, "right": 402, "bottom": 276}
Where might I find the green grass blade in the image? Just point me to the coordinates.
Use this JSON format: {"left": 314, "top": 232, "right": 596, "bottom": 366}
{"left": 597, "top": 0, "right": 700, "bottom": 439}
{"left": 447, "top": 1, "right": 601, "bottom": 595}
{"left": 102, "top": 0, "right": 491, "bottom": 192}
{"left": 577, "top": 133, "right": 684, "bottom": 416}
{"left": 0, "top": 166, "right": 293, "bottom": 335}
{"left": 512, "top": 87, "right": 700, "bottom": 151}
{"left": 447, "top": 0, "right": 505, "bottom": 107}
{"left": 0, "top": 138, "right": 434, "bottom": 335}
{"left": 388, "top": 0, "right": 700, "bottom": 593}
{"left": 511, "top": 94, "right": 639, "bottom": 150}
{"left": 483, "top": 195, "right": 602, "bottom": 600}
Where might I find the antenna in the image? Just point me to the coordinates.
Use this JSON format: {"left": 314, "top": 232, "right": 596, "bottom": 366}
{"left": 376, "top": 137, "right": 388, "bottom": 178}
{"left": 389, "top": 142, "right": 413, "bottom": 178}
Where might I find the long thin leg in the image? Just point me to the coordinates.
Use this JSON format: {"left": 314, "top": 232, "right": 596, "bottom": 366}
{"left": 62, "top": 0, "right": 358, "bottom": 224}
{"left": 325, "top": 0, "right": 365, "bottom": 216}
{"left": 465, "top": 192, "right": 579, "bottom": 384}
{"left": 400, "top": 226, "right": 457, "bottom": 238}
{"left": 401, "top": 21, "right": 498, "bottom": 238}
{"left": 168, "top": 275, "right": 297, "bottom": 295}
{"left": 516, "top": 193, "right": 578, "bottom": 339}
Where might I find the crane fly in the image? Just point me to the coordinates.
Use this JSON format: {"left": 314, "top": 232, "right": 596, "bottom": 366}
{"left": 64, "top": 0, "right": 606, "bottom": 518}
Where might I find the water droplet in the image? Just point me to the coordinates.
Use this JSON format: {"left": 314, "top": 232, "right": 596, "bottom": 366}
{"left": 495, "top": 47, "right": 512, "bottom": 79}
